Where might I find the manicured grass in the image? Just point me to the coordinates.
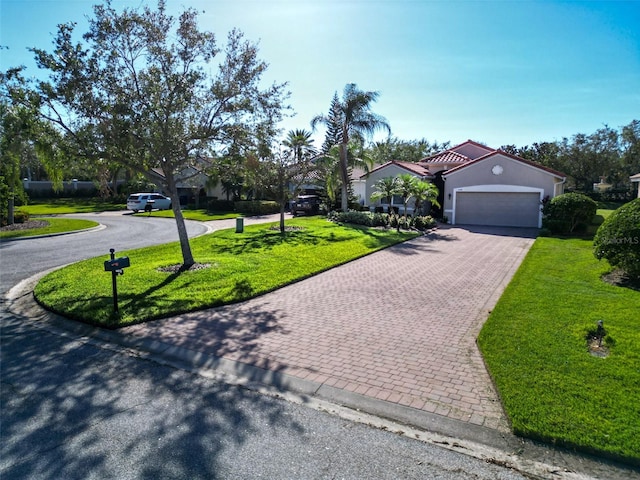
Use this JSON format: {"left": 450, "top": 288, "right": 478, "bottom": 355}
{"left": 35, "top": 218, "right": 418, "bottom": 327}
{"left": 478, "top": 237, "right": 640, "bottom": 464}
{"left": 0, "top": 218, "right": 99, "bottom": 239}
{"left": 20, "top": 198, "right": 125, "bottom": 214}
{"left": 133, "top": 209, "right": 238, "bottom": 221}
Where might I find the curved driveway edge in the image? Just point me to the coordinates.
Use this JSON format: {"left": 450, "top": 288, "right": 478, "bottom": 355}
{"left": 121, "top": 224, "right": 536, "bottom": 431}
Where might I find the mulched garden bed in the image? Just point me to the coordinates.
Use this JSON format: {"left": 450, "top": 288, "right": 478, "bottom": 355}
{"left": 0, "top": 220, "right": 49, "bottom": 231}
{"left": 157, "top": 263, "right": 212, "bottom": 273}
{"left": 602, "top": 269, "right": 640, "bottom": 291}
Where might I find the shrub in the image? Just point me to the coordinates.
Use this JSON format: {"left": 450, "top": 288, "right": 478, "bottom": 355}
{"left": 542, "top": 192, "right": 597, "bottom": 234}
{"left": 13, "top": 210, "right": 30, "bottom": 224}
{"left": 412, "top": 215, "right": 436, "bottom": 230}
{"left": 389, "top": 215, "right": 411, "bottom": 230}
{"left": 371, "top": 212, "right": 388, "bottom": 227}
{"left": 234, "top": 200, "right": 279, "bottom": 215}
{"left": 207, "top": 199, "right": 234, "bottom": 212}
{"left": 328, "top": 210, "right": 372, "bottom": 226}
{"left": 593, "top": 198, "right": 640, "bottom": 278}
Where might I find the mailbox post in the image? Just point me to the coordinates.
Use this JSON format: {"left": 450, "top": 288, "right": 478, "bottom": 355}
{"left": 104, "top": 249, "right": 130, "bottom": 314}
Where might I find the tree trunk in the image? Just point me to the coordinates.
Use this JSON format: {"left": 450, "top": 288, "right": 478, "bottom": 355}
{"left": 279, "top": 201, "right": 286, "bottom": 233}
{"left": 8, "top": 196, "right": 15, "bottom": 225}
{"left": 339, "top": 143, "right": 349, "bottom": 212}
{"left": 171, "top": 198, "right": 195, "bottom": 267}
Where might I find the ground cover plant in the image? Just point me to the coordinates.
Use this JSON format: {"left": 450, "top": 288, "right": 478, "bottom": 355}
{"left": 0, "top": 217, "right": 98, "bottom": 239}
{"left": 478, "top": 237, "right": 640, "bottom": 464}
{"left": 34, "top": 218, "right": 418, "bottom": 327}
{"left": 20, "top": 198, "right": 125, "bottom": 215}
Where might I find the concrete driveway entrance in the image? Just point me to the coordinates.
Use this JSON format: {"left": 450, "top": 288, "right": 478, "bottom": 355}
{"left": 123, "top": 225, "right": 536, "bottom": 431}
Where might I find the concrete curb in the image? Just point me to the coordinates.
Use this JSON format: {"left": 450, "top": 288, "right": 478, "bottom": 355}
{"left": 0, "top": 223, "right": 105, "bottom": 242}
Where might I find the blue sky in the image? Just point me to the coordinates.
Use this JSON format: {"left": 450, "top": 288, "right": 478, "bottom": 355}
{"left": 1, "top": 0, "right": 639, "bottom": 149}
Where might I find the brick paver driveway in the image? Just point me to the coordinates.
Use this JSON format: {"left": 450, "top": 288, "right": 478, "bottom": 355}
{"left": 124, "top": 225, "right": 536, "bottom": 431}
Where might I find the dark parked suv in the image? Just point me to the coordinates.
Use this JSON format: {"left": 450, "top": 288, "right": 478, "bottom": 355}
{"left": 291, "top": 195, "right": 321, "bottom": 216}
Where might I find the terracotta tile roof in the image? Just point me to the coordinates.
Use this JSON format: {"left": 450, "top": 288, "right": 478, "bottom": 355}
{"left": 443, "top": 150, "right": 566, "bottom": 179}
{"left": 420, "top": 150, "right": 471, "bottom": 164}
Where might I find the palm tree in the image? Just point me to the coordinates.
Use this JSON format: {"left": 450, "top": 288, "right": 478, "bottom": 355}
{"left": 283, "top": 129, "right": 316, "bottom": 163}
{"left": 395, "top": 174, "right": 418, "bottom": 222}
{"left": 370, "top": 176, "right": 399, "bottom": 227}
{"left": 312, "top": 83, "right": 390, "bottom": 212}
{"left": 411, "top": 180, "right": 440, "bottom": 217}
{"left": 318, "top": 142, "right": 373, "bottom": 210}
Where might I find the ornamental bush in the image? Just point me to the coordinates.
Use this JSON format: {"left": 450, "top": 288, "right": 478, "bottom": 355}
{"left": 593, "top": 198, "right": 640, "bottom": 278}
{"left": 234, "top": 200, "right": 279, "bottom": 215}
{"left": 412, "top": 215, "right": 436, "bottom": 230}
{"left": 542, "top": 192, "right": 597, "bottom": 234}
{"left": 328, "top": 210, "right": 436, "bottom": 231}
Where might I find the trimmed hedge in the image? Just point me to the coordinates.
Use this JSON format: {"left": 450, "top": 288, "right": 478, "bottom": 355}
{"left": 234, "top": 200, "right": 280, "bottom": 215}
{"left": 593, "top": 198, "right": 640, "bottom": 278}
{"left": 542, "top": 192, "right": 597, "bottom": 234}
{"left": 207, "top": 199, "right": 235, "bottom": 212}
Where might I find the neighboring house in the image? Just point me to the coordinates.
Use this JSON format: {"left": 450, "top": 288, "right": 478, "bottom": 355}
{"left": 151, "top": 165, "right": 225, "bottom": 205}
{"left": 631, "top": 173, "right": 640, "bottom": 198}
{"left": 362, "top": 140, "right": 567, "bottom": 228}
{"left": 351, "top": 166, "right": 369, "bottom": 205}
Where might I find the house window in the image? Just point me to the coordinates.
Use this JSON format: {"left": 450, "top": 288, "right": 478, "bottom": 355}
{"left": 379, "top": 195, "right": 403, "bottom": 205}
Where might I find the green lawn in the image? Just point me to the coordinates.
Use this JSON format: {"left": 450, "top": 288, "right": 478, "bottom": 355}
{"left": 133, "top": 209, "right": 238, "bottom": 221}
{"left": 478, "top": 237, "right": 640, "bottom": 464}
{"left": 20, "top": 198, "right": 238, "bottom": 221}
{"left": 0, "top": 218, "right": 99, "bottom": 239}
{"left": 20, "top": 198, "right": 125, "bottom": 215}
{"left": 35, "top": 218, "right": 418, "bottom": 327}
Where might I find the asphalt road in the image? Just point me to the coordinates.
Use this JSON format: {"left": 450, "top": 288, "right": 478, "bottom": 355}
{"left": 0, "top": 211, "right": 209, "bottom": 295}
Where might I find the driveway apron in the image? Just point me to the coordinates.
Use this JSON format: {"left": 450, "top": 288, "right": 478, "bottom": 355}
{"left": 124, "top": 225, "right": 536, "bottom": 431}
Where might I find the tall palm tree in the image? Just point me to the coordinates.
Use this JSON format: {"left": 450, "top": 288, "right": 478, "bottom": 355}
{"left": 318, "top": 142, "right": 373, "bottom": 210}
{"left": 312, "top": 83, "right": 390, "bottom": 212}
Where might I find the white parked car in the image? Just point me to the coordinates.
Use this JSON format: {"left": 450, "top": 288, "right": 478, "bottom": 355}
{"left": 126, "top": 193, "right": 172, "bottom": 212}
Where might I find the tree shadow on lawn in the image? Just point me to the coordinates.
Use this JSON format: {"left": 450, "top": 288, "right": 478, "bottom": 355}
{"left": 0, "top": 309, "right": 303, "bottom": 480}
{"left": 222, "top": 228, "right": 320, "bottom": 255}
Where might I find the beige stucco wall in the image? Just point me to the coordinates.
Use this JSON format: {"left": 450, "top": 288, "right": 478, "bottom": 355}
{"left": 442, "top": 153, "right": 564, "bottom": 214}
{"left": 364, "top": 164, "right": 429, "bottom": 210}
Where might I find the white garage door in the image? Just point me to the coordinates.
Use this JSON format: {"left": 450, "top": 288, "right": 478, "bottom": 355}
{"left": 455, "top": 192, "right": 540, "bottom": 227}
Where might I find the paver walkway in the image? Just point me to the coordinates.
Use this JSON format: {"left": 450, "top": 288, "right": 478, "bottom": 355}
{"left": 124, "top": 224, "right": 536, "bottom": 431}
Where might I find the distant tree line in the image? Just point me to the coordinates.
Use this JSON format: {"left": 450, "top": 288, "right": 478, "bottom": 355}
{"left": 500, "top": 120, "right": 640, "bottom": 195}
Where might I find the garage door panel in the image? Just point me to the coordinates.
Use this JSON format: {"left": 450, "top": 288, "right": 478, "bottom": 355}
{"left": 456, "top": 192, "right": 540, "bottom": 227}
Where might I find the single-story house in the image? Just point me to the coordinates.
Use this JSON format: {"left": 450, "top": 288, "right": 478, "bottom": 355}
{"left": 363, "top": 140, "right": 567, "bottom": 228}
{"left": 631, "top": 173, "right": 640, "bottom": 198}
{"left": 363, "top": 161, "right": 432, "bottom": 214}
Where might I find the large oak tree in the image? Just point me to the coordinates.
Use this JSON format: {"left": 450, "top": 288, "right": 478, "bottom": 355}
{"left": 29, "top": 0, "right": 288, "bottom": 266}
